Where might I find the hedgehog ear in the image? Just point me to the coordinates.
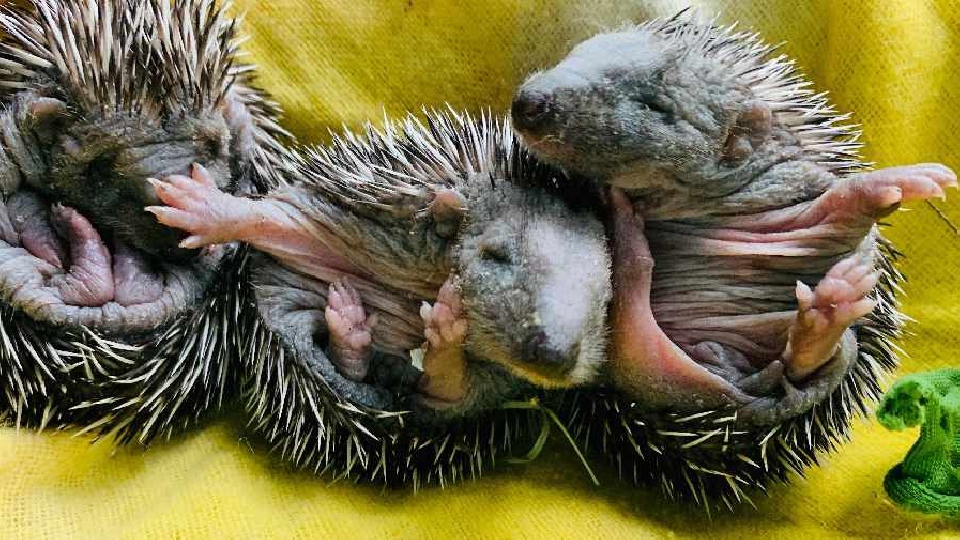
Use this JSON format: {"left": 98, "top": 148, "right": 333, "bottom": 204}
{"left": 21, "top": 97, "right": 70, "bottom": 144}
{"left": 721, "top": 100, "right": 772, "bottom": 165}
{"left": 429, "top": 188, "right": 466, "bottom": 239}
{"left": 737, "top": 100, "right": 773, "bottom": 136}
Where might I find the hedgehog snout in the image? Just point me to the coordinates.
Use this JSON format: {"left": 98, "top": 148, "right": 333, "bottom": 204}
{"left": 520, "top": 327, "right": 580, "bottom": 377}
{"left": 511, "top": 89, "right": 555, "bottom": 133}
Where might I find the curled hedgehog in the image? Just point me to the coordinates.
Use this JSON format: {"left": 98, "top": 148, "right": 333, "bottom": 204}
{"left": 511, "top": 13, "right": 956, "bottom": 508}
{"left": 0, "top": 0, "right": 290, "bottom": 439}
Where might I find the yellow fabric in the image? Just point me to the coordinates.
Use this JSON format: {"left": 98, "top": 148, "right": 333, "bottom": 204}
{"left": 2, "top": 0, "right": 959, "bottom": 537}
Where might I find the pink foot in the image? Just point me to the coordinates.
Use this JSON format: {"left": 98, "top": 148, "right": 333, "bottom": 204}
{"left": 784, "top": 255, "right": 879, "bottom": 380}
{"left": 112, "top": 240, "right": 164, "bottom": 306}
{"left": 823, "top": 163, "right": 957, "bottom": 221}
{"left": 146, "top": 163, "right": 252, "bottom": 249}
{"left": 324, "top": 279, "right": 376, "bottom": 381}
{"left": 417, "top": 276, "right": 469, "bottom": 404}
{"left": 6, "top": 192, "right": 67, "bottom": 269}
{"left": 48, "top": 205, "right": 115, "bottom": 306}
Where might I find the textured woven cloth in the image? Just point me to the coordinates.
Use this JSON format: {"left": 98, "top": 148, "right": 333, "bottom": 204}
{"left": 1, "top": 0, "right": 959, "bottom": 537}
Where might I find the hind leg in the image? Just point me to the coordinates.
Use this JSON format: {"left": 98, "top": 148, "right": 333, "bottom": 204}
{"left": 324, "top": 279, "right": 376, "bottom": 381}
{"left": 783, "top": 254, "right": 878, "bottom": 380}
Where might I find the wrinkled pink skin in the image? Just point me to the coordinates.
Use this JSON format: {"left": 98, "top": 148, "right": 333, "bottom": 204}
{"left": 607, "top": 164, "right": 957, "bottom": 409}
{"left": 147, "top": 165, "right": 466, "bottom": 401}
{"left": 2, "top": 193, "right": 165, "bottom": 308}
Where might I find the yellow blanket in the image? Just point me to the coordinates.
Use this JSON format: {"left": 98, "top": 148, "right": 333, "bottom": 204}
{"left": 2, "top": 0, "right": 958, "bottom": 537}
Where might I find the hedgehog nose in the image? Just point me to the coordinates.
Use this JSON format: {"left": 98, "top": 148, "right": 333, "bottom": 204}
{"left": 511, "top": 90, "right": 553, "bottom": 132}
{"left": 522, "top": 329, "right": 579, "bottom": 375}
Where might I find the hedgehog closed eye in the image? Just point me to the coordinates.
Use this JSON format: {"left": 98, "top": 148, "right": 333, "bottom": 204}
{"left": 479, "top": 242, "right": 512, "bottom": 263}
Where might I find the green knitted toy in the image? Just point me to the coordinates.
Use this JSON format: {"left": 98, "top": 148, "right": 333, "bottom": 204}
{"left": 877, "top": 368, "right": 960, "bottom": 517}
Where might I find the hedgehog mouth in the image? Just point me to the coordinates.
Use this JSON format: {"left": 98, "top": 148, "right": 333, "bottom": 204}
{"left": 513, "top": 129, "right": 572, "bottom": 165}
{"left": 0, "top": 189, "right": 222, "bottom": 335}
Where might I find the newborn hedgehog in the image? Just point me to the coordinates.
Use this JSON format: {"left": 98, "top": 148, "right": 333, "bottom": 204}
{"left": 150, "top": 110, "right": 612, "bottom": 484}
{"left": 512, "top": 14, "right": 956, "bottom": 505}
{"left": 0, "top": 0, "right": 289, "bottom": 435}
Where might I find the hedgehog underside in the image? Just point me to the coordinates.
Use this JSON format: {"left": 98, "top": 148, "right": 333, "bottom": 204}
{"left": 247, "top": 253, "right": 471, "bottom": 415}
{"left": 556, "top": 236, "right": 904, "bottom": 509}
{"left": 240, "top": 252, "right": 545, "bottom": 486}
{"left": 0, "top": 244, "right": 247, "bottom": 435}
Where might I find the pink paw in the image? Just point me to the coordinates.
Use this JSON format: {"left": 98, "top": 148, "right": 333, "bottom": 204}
{"left": 785, "top": 255, "right": 878, "bottom": 380}
{"left": 325, "top": 279, "right": 376, "bottom": 381}
{"left": 48, "top": 205, "right": 115, "bottom": 306}
{"left": 145, "top": 163, "right": 242, "bottom": 249}
{"left": 420, "top": 277, "right": 468, "bottom": 351}
{"left": 416, "top": 275, "right": 469, "bottom": 405}
{"left": 843, "top": 163, "right": 957, "bottom": 217}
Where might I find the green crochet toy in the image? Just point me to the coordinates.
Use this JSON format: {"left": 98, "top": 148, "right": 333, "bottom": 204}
{"left": 877, "top": 369, "right": 960, "bottom": 517}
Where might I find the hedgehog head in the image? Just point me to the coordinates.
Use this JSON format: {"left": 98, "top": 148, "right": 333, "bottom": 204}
{"left": 512, "top": 13, "right": 862, "bottom": 198}
{"left": 455, "top": 173, "right": 612, "bottom": 388}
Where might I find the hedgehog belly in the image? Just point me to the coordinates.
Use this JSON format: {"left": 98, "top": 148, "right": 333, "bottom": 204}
{"left": 239, "top": 251, "right": 543, "bottom": 488}
{"left": 648, "top": 221, "right": 854, "bottom": 364}
{"left": 553, "top": 214, "right": 903, "bottom": 509}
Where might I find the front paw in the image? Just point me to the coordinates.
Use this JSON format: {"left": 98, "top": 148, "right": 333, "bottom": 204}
{"left": 416, "top": 276, "right": 469, "bottom": 406}
{"left": 145, "top": 163, "right": 241, "bottom": 249}
{"left": 839, "top": 163, "right": 957, "bottom": 218}
{"left": 420, "top": 276, "right": 468, "bottom": 352}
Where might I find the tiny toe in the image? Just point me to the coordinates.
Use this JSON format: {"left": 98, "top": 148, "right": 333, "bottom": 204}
{"left": 425, "top": 328, "right": 441, "bottom": 348}
{"left": 328, "top": 287, "right": 344, "bottom": 310}
{"left": 854, "top": 272, "right": 879, "bottom": 295}
{"left": 167, "top": 174, "right": 196, "bottom": 191}
{"left": 420, "top": 301, "right": 433, "bottom": 324}
{"left": 814, "top": 277, "right": 844, "bottom": 303}
{"left": 827, "top": 257, "right": 857, "bottom": 279}
{"left": 178, "top": 236, "right": 208, "bottom": 250}
{"left": 849, "top": 298, "right": 878, "bottom": 319}
{"left": 192, "top": 163, "right": 218, "bottom": 188}
{"left": 840, "top": 260, "right": 873, "bottom": 283}
{"left": 912, "top": 177, "right": 945, "bottom": 200}
{"left": 344, "top": 281, "right": 362, "bottom": 304}
{"left": 344, "top": 304, "right": 365, "bottom": 324}
{"left": 795, "top": 281, "right": 815, "bottom": 310}
{"left": 325, "top": 305, "right": 345, "bottom": 331}
{"left": 431, "top": 303, "right": 452, "bottom": 326}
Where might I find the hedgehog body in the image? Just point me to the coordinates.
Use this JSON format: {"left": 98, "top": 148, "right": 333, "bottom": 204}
{"left": 0, "top": 0, "right": 290, "bottom": 439}
{"left": 512, "top": 12, "right": 955, "bottom": 508}
{"left": 147, "top": 108, "right": 614, "bottom": 484}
